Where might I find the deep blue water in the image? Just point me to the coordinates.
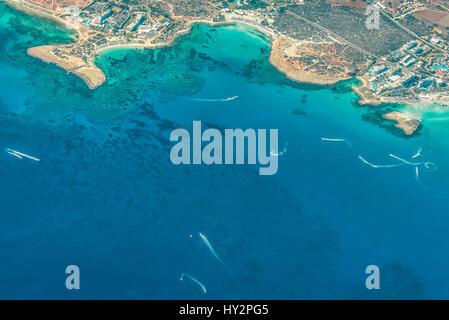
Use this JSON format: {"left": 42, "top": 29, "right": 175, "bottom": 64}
{"left": 1, "top": 3, "right": 449, "bottom": 299}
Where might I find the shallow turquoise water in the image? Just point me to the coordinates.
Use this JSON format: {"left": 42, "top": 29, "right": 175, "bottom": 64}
{"left": 1, "top": 2, "right": 449, "bottom": 299}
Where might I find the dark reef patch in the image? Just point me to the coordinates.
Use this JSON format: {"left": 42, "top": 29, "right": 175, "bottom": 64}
{"left": 360, "top": 106, "right": 421, "bottom": 138}
{"left": 291, "top": 108, "right": 307, "bottom": 116}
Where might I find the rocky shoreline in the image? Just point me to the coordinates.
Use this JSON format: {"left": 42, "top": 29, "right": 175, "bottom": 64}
{"left": 268, "top": 36, "right": 350, "bottom": 85}
{"left": 10, "top": 0, "right": 344, "bottom": 91}
{"left": 383, "top": 111, "right": 422, "bottom": 136}
{"left": 4, "top": 0, "right": 434, "bottom": 137}
{"left": 27, "top": 45, "right": 106, "bottom": 89}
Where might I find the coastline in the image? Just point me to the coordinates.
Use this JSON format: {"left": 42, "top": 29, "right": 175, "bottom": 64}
{"left": 352, "top": 76, "right": 382, "bottom": 106}
{"left": 4, "top": 0, "right": 107, "bottom": 89}
{"left": 27, "top": 45, "right": 106, "bottom": 89}
{"left": 6, "top": 0, "right": 343, "bottom": 91}
{"left": 93, "top": 18, "right": 230, "bottom": 56}
{"left": 351, "top": 77, "right": 424, "bottom": 136}
{"left": 4, "top": 0, "right": 82, "bottom": 39}
{"left": 268, "top": 36, "right": 349, "bottom": 86}
{"left": 3, "top": 0, "right": 435, "bottom": 133}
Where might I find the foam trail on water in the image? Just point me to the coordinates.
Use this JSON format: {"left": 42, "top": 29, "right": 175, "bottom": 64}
{"left": 183, "top": 96, "right": 238, "bottom": 102}
{"left": 321, "top": 138, "right": 345, "bottom": 142}
{"left": 7, "top": 151, "right": 22, "bottom": 159}
{"left": 5, "top": 148, "right": 40, "bottom": 162}
{"left": 412, "top": 147, "right": 423, "bottom": 159}
{"left": 180, "top": 273, "right": 207, "bottom": 294}
{"left": 272, "top": 141, "right": 289, "bottom": 156}
{"left": 389, "top": 154, "right": 421, "bottom": 166}
{"left": 199, "top": 232, "right": 224, "bottom": 265}
{"left": 389, "top": 154, "right": 439, "bottom": 170}
{"left": 358, "top": 155, "right": 404, "bottom": 169}
{"left": 426, "top": 117, "right": 449, "bottom": 121}
{"left": 321, "top": 138, "right": 352, "bottom": 148}
{"left": 424, "top": 162, "right": 438, "bottom": 172}
{"left": 323, "top": 138, "right": 437, "bottom": 180}
{"left": 358, "top": 155, "right": 378, "bottom": 168}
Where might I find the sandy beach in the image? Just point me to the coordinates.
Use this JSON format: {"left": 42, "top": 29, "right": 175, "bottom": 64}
{"left": 8, "top": 0, "right": 346, "bottom": 90}
{"left": 6, "top": 0, "right": 370, "bottom": 95}
{"left": 27, "top": 45, "right": 105, "bottom": 89}
{"left": 8, "top": 0, "right": 447, "bottom": 111}
{"left": 352, "top": 76, "right": 382, "bottom": 106}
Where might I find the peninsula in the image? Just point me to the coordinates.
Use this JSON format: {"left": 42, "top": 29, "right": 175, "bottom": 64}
{"left": 6, "top": 0, "right": 449, "bottom": 135}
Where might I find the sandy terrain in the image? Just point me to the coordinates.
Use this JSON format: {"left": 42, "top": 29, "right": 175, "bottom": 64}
{"left": 383, "top": 111, "right": 421, "bottom": 135}
{"left": 414, "top": 9, "right": 449, "bottom": 28}
{"left": 27, "top": 45, "right": 105, "bottom": 89}
{"left": 330, "top": 0, "right": 368, "bottom": 9}
{"left": 26, "top": 0, "right": 90, "bottom": 10}
{"left": 352, "top": 76, "right": 382, "bottom": 105}
{"left": 9, "top": 0, "right": 359, "bottom": 89}
{"left": 269, "top": 36, "right": 352, "bottom": 85}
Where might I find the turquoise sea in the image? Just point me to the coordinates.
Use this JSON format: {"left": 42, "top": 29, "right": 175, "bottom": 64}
{"left": 1, "top": 3, "right": 449, "bottom": 299}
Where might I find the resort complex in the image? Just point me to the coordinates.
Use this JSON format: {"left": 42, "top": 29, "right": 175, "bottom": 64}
{"left": 7, "top": 0, "right": 449, "bottom": 134}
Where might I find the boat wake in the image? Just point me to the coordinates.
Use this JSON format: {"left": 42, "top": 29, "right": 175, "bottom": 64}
{"left": 180, "top": 273, "right": 207, "bottom": 294}
{"left": 271, "top": 141, "right": 289, "bottom": 157}
{"left": 321, "top": 137, "right": 352, "bottom": 148}
{"left": 198, "top": 232, "right": 224, "bottom": 265}
{"left": 183, "top": 96, "right": 238, "bottom": 102}
{"left": 5, "top": 148, "right": 40, "bottom": 162}
{"left": 357, "top": 155, "right": 403, "bottom": 169}
{"left": 189, "top": 232, "right": 233, "bottom": 276}
{"left": 411, "top": 147, "right": 423, "bottom": 159}
{"left": 321, "top": 138, "right": 436, "bottom": 181}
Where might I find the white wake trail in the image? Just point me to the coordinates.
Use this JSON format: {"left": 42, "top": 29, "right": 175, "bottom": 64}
{"left": 358, "top": 155, "right": 404, "bottom": 169}
{"left": 5, "top": 148, "right": 40, "bottom": 161}
{"left": 7, "top": 151, "right": 22, "bottom": 159}
{"left": 389, "top": 154, "right": 437, "bottom": 177}
{"left": 199, "top": 232, "right": 224, "bottom": 265}
{"left": 183, "top": 96, "right": 238, "bottom": 102}
{"left": 411, "top": 147, "right": 423, "bottom": 159}
{"left": 321, "top": 138, "right": 352, "bottom": 148}
{"left": 271, "top": 141, "right": 289, "bottom": 157}
{"left": 389, "top": 154, "right": 422, "bottom": 166}
{"left": 321, "top": 138, "right": 437, "bottom": 180}
{"left": 180, "top": 273, "right": 207, "bottom": 294}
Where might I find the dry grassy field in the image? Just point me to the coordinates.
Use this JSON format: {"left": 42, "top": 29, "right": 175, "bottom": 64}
{"left": 26, "top": 0, "right": 91, "bottom": 10}
{"left": 414, "top": 9, "right": 449, "bottom": 28}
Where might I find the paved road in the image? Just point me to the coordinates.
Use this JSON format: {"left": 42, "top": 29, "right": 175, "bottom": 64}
{"left": 264, "top": 2, "right": 434, "bottom": 77}
{"left": 376, "top": 6, "right": 447, "bottom": 53}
